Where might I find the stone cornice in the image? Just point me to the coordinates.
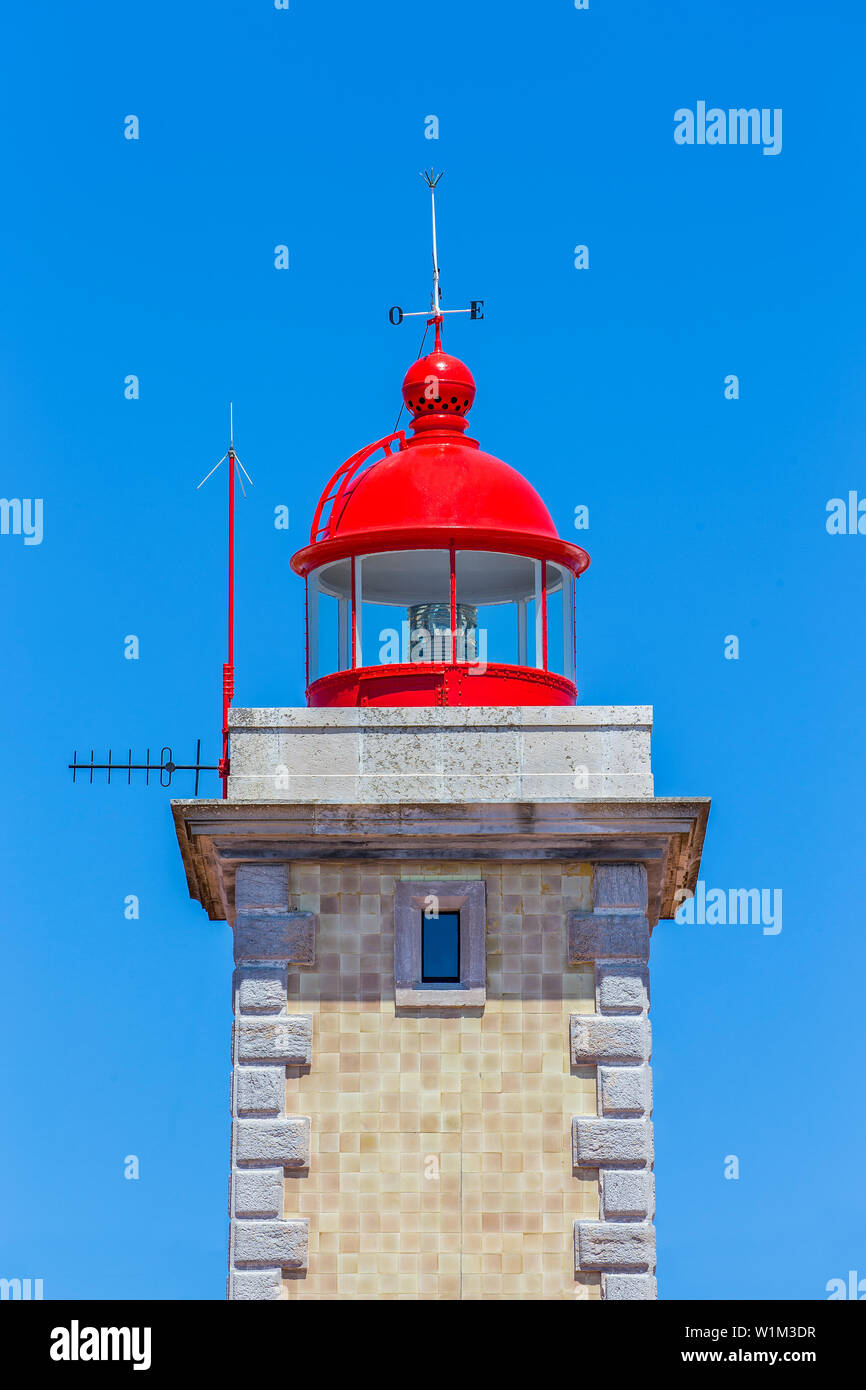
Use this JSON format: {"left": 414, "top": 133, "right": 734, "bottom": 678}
{"left": 171, "top": 797, "right": 710, "bottom": 927}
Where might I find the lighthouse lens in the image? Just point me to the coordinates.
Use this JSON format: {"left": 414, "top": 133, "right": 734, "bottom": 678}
{"left": 408, "top": 602, "right": 478, "bottom": 663}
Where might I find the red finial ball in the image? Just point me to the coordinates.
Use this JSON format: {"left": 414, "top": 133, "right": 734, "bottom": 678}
{"left": 402, "top": 343, "right": 476, "bottom": 427}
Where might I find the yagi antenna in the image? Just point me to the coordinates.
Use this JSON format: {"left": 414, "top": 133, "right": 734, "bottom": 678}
{"left": 389, "top": 171, "right": 484, "bottom": 332}
{"left": 196, "top": 402, "right": 254, "bottom": 798}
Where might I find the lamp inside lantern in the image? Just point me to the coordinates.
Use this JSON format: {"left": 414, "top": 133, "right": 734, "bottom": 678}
{"left": 407, "top": 602, "right": 478, "bottom": 663}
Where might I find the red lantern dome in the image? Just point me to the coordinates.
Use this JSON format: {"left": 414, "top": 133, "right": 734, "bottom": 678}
{"left": 291, "top": 320, "right": 590, "bottom": 708}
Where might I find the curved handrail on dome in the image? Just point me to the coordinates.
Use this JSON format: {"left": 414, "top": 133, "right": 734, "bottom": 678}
{"left": 309, "top": 431, "right": 407, "bottom": 544}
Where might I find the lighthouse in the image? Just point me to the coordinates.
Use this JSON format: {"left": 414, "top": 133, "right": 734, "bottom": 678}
{"left": 173, "top": 193, "right": 709, "bottom": 1300}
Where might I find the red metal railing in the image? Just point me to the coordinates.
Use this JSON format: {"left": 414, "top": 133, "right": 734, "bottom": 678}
{"left": 309, "top": 431, "right": 406, "bottom": 545}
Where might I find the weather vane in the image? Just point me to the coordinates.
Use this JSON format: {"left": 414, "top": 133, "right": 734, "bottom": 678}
{"left": 388, "top": 170, "right": 484, "bottom": 331}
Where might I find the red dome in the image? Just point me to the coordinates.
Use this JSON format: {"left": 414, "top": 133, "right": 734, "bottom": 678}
{"left": 291, "top": 336, "right": 589, "bottom": 581}
{"left": 332, "top": 436, "right": 559, "bottom": 540}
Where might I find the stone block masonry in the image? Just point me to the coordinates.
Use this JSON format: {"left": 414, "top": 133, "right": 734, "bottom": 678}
{"left": 227, "top": 865, "right": 312, "bottom": 1301}
{"left": 569, "top": 863, "right": 657, "bottom": 1300}
{"left": 239, "top": 858, "right": 600, "bottom": 1300}
{"left": 224, "top": 858, "right": 657, "bottom": 1299}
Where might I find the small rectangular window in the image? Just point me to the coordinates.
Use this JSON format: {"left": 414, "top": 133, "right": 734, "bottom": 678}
{"left": 395, "top": 881, "right": 486, "bottom": 1009}
{"left": 421, "top": 909, "right": 460, "bottom": 983}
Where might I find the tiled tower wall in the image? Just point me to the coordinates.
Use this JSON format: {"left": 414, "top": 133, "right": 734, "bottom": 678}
{"left": 228, "top": 859, "right": 656, "bottom": 1301}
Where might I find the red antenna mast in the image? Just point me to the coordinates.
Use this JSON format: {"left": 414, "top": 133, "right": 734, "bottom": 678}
{"left": 196, "top": 403, "right": 253, "bottom": 798}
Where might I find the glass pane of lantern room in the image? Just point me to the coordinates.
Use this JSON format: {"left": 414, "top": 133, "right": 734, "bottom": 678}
{"left": 360, "top": 550, "right": 451, "bottom": 666}
{"left": 310, "top": 560, "right": 351, "bottom": 680}
{"left": 455, "top": 552, "right": 538, "bottom": 668}
{"left": 543, "top": 562, "right": 574, "bottom": 680}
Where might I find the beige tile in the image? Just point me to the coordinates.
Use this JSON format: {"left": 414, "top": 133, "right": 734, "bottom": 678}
{"left": 279, "top": 858, "right": 599, "bottom": 1300}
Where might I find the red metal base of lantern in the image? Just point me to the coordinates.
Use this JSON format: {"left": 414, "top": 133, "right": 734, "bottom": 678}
{"left": 307, "top": 663, "right": 576, "bottom": 708}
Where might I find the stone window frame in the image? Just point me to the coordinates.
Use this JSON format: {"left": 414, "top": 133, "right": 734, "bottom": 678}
{"left": 394, "top": 880, "right": 486, "bottom": 1009}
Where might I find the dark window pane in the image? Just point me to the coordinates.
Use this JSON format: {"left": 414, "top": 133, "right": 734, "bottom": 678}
{"left": 422, "top": 910, "right": 460, "bottom": 983}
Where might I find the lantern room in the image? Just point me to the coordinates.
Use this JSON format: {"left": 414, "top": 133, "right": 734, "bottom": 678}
{"left": 290, "top": 323, "right": 590, "bottom": 708}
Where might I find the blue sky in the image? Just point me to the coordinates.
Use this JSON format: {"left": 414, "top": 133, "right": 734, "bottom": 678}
{"left": 2, "top": 0, "right": 864, "bottom": 1299}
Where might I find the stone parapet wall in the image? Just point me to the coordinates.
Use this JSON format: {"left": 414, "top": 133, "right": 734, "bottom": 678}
{"left": 227, "top": 706, "right": 653, "bottom": 803}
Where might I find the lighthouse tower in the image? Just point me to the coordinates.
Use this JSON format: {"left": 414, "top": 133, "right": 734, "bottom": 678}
{"left": 173, "top": 215, "right": 708, "bottom": 1300}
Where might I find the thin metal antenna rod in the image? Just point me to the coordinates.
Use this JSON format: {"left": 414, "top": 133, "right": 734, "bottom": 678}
{"left": 196, "top": 455, "right": 227, "bottom": 490}
{"left": 224, "top": 400, "right": 235, "bottom": 801}
{"left": 392, "top": 171, "right": 482, "bottom": 332}
{"left": 222, "top": 404, "right": 255, "bottom": 793}
{"left": 422, "top": 169, "right": 445, "bottom": 319}
{"left": 196, "top": 402, "right": 254, "bottom": 799}
{"left": 234, "top": 456, "right": 253, "bottom": 487}
{"left": 430, "top": 185, "right": 440, "bottom": 316}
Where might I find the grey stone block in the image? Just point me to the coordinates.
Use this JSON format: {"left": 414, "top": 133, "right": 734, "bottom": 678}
{"left": 237, "top": 967, "right": 287, "bottom": 1015}
{"left": 231, "top": 773, "right": 363, "bottom": 802}
{"left": 230, "top": 1269, "right": 283, "bottom": 1300}
{"left": 568, "top": 913, "right": 650, "bottom": 964}
{"left": 597, "top": 962, "right": 649, "bottom": 1013}
{"left": 235, "top": 865, "right": 290, "bottom": 910}
{"left": 439, "top": 729, "right": 521, "bottom": 778}
{"left": 602, "top": 1169, "right": 654, "bottom": 1219}
{"left": 235, "top": 1066, "right": 285, "bottom": 1116}
{"left": 234, "top": 1168, "right": 283, "bottom": 1217}
{"left": 573, "top": 1118, "right": 654, "bottom": 1167}
{"left": 237, "top": 1015, "right": 312, "bottom": 1065}
{"left": 593, "top": 864, "right": 648, "bottom": 913}
{"left": 233, "top": 1219, "right": 308, "bottom": 1269}
{"left": 234, "top": 910, "right": 316, "bottom": 965}
{"left": 576, "top": 1221, "right": 656, "bottom": 1271}
{"left": 235, "top": 1117, "right": 310, "bottom": 1168}
{"left": 604, "top": 1273, "right": 658, "bottom": 1301}
{"left": 600, "top": 1066, "right": 651, "bottom": 1116}
{"left": 571, "top": 1014, "right": 650, "bottom": 1064}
